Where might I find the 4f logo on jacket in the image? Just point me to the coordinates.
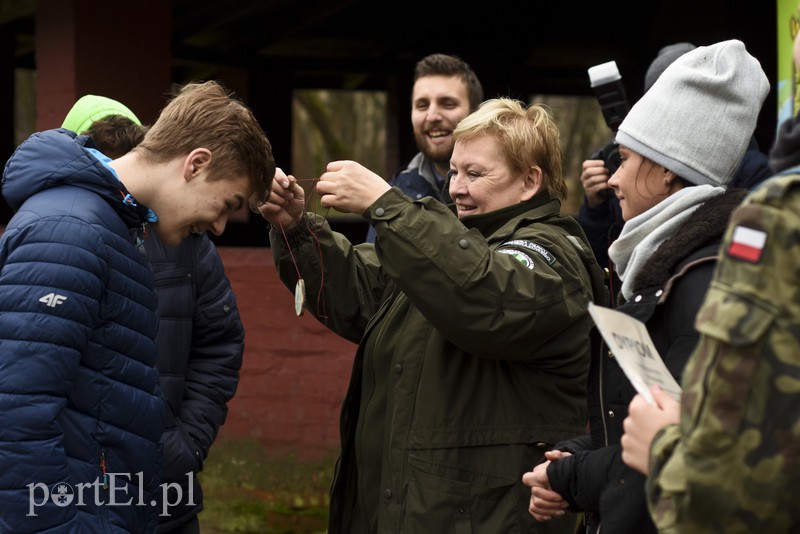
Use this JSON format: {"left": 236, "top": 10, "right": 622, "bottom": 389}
{"left": 39, "top": 293, "right": 67, "bottom": 307}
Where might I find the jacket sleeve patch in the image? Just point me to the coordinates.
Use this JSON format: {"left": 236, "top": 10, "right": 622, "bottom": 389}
{"left": 500, "top": 239, "right": 557, "bottom": 265}
{"left": 726, "top": 225, "right": 767, "bottom": 263}
{"left": 497, "top": 248, "right": 534, "bottom": 269}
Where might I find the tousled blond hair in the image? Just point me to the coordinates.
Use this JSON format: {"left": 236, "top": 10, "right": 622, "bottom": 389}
{"left": 453, "top": 98, "right": 567, "bottom": 200}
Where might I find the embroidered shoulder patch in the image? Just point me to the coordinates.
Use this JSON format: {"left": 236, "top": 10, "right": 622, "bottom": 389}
{"left": 498, "top": 249, "right": 534, "bottom": 269}
{"left": 500, "top": 239, "right": 557, "bottom": 265}
{"left": 727, "top": 225, "right": 767, "bottom": 263}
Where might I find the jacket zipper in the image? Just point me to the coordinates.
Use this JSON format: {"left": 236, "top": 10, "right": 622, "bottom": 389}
{"left": 598, "top": 339, "right": 610, "bottom": 446}
{"left": 100, "top": 451, "right": 109, "bottom": 489}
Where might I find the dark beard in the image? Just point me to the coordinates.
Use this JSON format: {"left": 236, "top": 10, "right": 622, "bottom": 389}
{"left": 415, "top": 135, "right": 453, "bottom": 169}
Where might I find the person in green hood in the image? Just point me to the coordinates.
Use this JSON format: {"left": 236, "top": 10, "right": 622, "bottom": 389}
{"left": 63, "top": 95, "right": 146, "bottom": 159}
{"left": 62, "top": 94, "right": 142, "bottom": 141}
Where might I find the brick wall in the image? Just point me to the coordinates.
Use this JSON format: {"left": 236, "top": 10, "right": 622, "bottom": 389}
{"left": 217, "top": 247, "right": 356, "bottom": 461}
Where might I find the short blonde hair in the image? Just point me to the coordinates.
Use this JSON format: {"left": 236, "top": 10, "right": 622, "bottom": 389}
{"left": 453, "top": 98, "right": 567, "bottom": 200}
{"left": 135, "top": 80, "right": 276, "bottom": 210}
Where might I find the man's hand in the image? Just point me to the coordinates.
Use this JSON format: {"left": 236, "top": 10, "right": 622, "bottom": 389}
{"left": 621, "top": 386, "right": 681, "bottom": 475}
{"left": 580, "top": 159, "right": 613, "bottom": 208}
{"left": 258, "top": 167, "right": 306, "bottom": 230}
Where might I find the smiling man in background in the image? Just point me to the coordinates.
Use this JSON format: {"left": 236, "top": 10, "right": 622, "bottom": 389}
{"left": 365, "top": 53, "right": 483, "bottom": 242}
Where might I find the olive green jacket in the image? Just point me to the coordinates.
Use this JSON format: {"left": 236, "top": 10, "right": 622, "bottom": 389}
{"left": 647, "top": 174, "right": 800, "bottom": 532}
{"left": 270, "top": 188, "right": 607, "bottom": 533}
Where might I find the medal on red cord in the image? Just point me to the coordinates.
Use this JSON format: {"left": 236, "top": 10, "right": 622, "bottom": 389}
{"left": 294, "top": 278, "right": 306, "bottom": 316}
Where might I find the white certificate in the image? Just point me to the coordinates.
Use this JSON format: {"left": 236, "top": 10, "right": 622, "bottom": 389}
{"left": 587, "top": 302, "right": 682, "bottom": 405}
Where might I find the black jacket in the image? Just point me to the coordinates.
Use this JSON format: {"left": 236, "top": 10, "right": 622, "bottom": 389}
{"left": 549, "top": 189, "right": 747, "bottom": 534}
{"left": 145, "top": 232, "right": 244, "bottom": 531}
{"left": 576, "top": 194, "right": 623, "bottom": 307}
{"left": 769, "top": 111, "right": 800, "bottom": 173}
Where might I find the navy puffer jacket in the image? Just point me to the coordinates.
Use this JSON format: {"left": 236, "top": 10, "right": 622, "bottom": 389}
{"left": 146, "top": 232, "right": 243, "bottom": 530}
{"left": 0, "top": 129, "right": 165, "bottom": 533}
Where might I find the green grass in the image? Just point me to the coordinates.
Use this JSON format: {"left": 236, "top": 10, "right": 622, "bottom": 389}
{"left": 197, "top": 437, "right": 336, "bottom": 534}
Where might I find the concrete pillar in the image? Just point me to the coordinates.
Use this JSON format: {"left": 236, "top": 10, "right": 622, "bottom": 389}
{"left": 35, "top": 0, "right": 171, "bottom": 130}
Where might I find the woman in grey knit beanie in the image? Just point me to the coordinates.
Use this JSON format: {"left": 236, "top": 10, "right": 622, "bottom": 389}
{"left": 524, "top": 39, "right": 769, "bottom": 534}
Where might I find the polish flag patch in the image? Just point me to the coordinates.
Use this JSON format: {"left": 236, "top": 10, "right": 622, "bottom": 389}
{"left": 727, "top": 225, "right": 767, "bottom": 263}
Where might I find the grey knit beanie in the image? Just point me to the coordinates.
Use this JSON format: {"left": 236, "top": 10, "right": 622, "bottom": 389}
{"left": 616, "top": 39, "right": 769, "bottom": 187}
{"left": 644, "top": 42, "right": 696, "bottom": 92}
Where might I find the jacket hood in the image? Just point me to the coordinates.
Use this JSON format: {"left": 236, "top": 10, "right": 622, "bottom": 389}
{"left": 2, "top": 128, "right": 148, "bottom": 228}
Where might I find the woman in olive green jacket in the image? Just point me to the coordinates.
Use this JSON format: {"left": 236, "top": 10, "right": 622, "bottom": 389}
{"left": 260, "top": 98, "right": 607, "bottom": 534}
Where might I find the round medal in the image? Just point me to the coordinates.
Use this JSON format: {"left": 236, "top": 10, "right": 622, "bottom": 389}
{"left": 294, "top": 278, "right": 306, "bottom": 316}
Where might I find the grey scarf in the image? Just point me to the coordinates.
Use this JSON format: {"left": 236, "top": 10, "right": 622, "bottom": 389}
{"left": 608, "top": 185, "right": 725, "bottom": 300}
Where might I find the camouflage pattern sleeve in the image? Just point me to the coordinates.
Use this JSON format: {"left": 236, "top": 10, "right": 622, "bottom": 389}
{"left": 645, "top": 174, "right": 800, "bottom": 533}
